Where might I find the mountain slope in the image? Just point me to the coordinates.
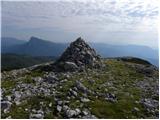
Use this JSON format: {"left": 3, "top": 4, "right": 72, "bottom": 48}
{"left": 1, "top": 53, "right": 56, "bottom": 71}
{"left": 1, "top": 58, "right": 158, "bottom": 119}
{"left": 4, "top": 37, "right": 68, "bottom": 56}
{"left": 1, "top": 37, "right": 26, "bottom": 52}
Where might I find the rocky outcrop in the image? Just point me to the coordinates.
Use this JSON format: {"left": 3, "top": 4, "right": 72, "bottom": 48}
{"left": 54, "top": 37, "right": 103, "bottom": 71}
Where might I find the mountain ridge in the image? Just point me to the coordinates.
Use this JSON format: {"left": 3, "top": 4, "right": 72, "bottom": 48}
{"left": 1, "top": 37, "right": 158, "bottom": 66}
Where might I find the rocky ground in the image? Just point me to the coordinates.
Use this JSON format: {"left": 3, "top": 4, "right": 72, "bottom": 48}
{"left": 1, "top": 58, "right": 159, "bottom": 119}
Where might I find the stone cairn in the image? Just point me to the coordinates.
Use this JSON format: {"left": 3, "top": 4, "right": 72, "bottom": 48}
{"left": 53, "top": 37, "right": 103, "bottom": 71}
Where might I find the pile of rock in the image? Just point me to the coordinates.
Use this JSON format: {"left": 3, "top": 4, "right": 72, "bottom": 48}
{"left": 54, "top": 37, "right": 103, "bottom": 71}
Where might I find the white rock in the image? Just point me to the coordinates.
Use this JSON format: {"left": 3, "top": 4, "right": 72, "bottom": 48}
{"left": 75, "top": 108, "right": 81, "bottom": 115}
{"left": 6, "top": 96, "right": 12, "bottom": 101}
{"left": 30, "top": 113, "right": 44, "bottom": 119}
{"left": 15, "top": 100, "right": 21, "bottom": 105}
{"left": 57, "top": 105, "right": 62, "bottom": 112}
{"left": 63, "top": 105, "right": 69, "bottom": 111}
{"left": 66, "top": 109, "right": 77, "bottom": 118}
{"left": 57, "top": 101, "right": 63, "bottom": 105}
{"left": 49, "top": 103, "right": 52, "bottom": 107}
{"left": 133, "top": 107, "right": 140, "bottom": 112}
{"left": 80, "top": 97, "right": 90, "bottom": 102}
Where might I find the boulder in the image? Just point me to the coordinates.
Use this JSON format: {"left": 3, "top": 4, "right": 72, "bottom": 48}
{"left": 65, "top": 109, "right": 81, "bottom": 118}
{"left": 57, "top": 105, "right": 62, "bottom": 112}
{"left": 64, "top": 62, "right": 79, "bottom": 71}
{"left": 1, "top": 101, "right": 12, "bottom": 111}
{"left": 66, "top": 109, "right": 77, "bottom": 118}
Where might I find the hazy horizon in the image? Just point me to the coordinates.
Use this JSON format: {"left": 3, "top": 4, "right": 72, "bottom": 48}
{"left": 2, "top": 0, "right": 158, "bottom": 49}
{"left": 1, "top": 36, "right": 159, "bottom": 51}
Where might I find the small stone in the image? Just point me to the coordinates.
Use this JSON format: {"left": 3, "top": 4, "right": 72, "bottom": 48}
{"left": 82, "top": 110, "right": 89, "bottom": 116}
{"left": 57, "top": 101, "right": 63, "bottom": 105}
{"left": 6, "top": 116, "right": 12, "bottom": 119}
{"left": 32, "top": 109, "right": 36, "bottom": 113}
{"left": 67, "top": 96, "right": 71, "bottom": 100}
{"left": 133, "top": 107, "right": 140, "bottom": 112}
{"left": 63, "top": 105, "right": 69, "bottom": 111}
{"left": 66, "top": 109, "right": 77, "bottom": 118}
{"left": 57, "top": 105, "right": 62, "bottom": 112}
{"left": 75, "top": 108, "right": 81, "bottom": 115}
{"left": 6, "top": 96, "right": 12, "bottom": 101}
{"left": 80, "top": 103, "right": 84, "bottom": 108}
{"left": 30, "top": 113, "right": 44, "bottom": 119}
{"left": 80, "top": 97, "right": 90, "bottom": 102}
{"left": 72, "top": 90, "right": 78, "bottom": 97}
{"left": 135, "top": 101, "right": 139, "bottom": 104}
{"left": 49, "top": 103, "right": 52, "bottom": 107}
{"left": 40, "top": 102, "right": 44, "bottom": 105}
{"left": 15, "top": 100, "right": 21, "bottom": 105}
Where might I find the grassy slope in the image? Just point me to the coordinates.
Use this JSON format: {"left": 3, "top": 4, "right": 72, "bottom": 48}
{"left": 1, "top": 59, "right": 158, "bottom": 118}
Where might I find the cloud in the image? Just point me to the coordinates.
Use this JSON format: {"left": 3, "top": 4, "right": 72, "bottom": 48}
{"left": 1, "top": 0, "right": 159, "bottom": 48}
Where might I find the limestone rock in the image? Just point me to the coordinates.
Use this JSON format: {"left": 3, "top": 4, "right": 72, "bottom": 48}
{"left": 54, "top": 37, "right": 103, "bottom": 71}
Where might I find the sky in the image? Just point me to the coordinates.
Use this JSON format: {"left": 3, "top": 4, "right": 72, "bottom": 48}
{"left": 1, "top": 0, "right": 159, "bottom": 49}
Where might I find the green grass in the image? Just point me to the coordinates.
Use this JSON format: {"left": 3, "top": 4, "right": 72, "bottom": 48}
{"left": 1, "top": 79, "right": 16, "bottom": 90}
{"left": 2, "top": 95, "right": 56, "bottom": 119}
{"left": 89, "top": 98, "right": 146, "bottom": 119}
{"left": 28, "top": 70, "right": 44, "bottom": 77}
{"left": 22, "top": 76, "right": 35, "bottom": 84}
{"left": 78, "top": 59, "right": 148, "bottom": 118}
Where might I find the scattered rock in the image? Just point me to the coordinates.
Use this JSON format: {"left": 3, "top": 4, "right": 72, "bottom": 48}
{"left": 57, "top": 105, "right": 62, "bottom": 112}
{"left": 80, "top": 97, "right": 90, "bottom": 102}
{"left": 57, "top": 101, "right": 63, "bottom": 105}
{"left": 132, "top": 107, "right": 140, "bottom": 112}
{"left": 66, "top": 109, "right": 77, "bottom": 118}
{"left": 75, "top": 80, "right": 92, "bottom": 94}
{"left": 1, "top": 101, "right": 12, "bottom": 113}
{"left": 30, "top": 113, "right": 44, "bottom": 119}
{"left": 105, "top": 93, "right": 117, "bottom": 102}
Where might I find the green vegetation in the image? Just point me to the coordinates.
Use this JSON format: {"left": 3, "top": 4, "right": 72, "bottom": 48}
{"left": 1, "top": 79, "right": 16, "bottom": 90}
{"left": 119, "top": 57, "right": 151, "bottom": 65}
{"left": 1, "top": 95, "right": 56, "bottom": 119}
{"left": 1, "top": 59, "right": 158, "bottom": 119}
{"left": 65, "top": 59, "right": 148, "bottom": 118}
{"left": 1, "top": 53, "right": 56, "bottom": 71}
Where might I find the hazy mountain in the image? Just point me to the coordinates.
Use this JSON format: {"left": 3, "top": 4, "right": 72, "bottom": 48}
{"left": 2, "top": 37, "right": 68, "bottom": 56}
{"left": 1, "top": 37, "right": 26, "bottom": 52}
{"left": 90, "top": 43, "right": 159, "bottom": 66}
{"left": 1, "top": 37, "right": 158, "bottom": 66}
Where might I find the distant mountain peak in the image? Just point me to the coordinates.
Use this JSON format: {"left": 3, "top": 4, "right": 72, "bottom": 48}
{"left": 30, "top": 36, "right": 42, "bottom": 42}
{"left": 29, "top": 36, "right": 53, "bottom": 45}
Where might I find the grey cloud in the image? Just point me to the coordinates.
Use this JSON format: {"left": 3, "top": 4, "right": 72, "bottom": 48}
{"left": 1, "top": 0, "right": 159, "bottom": 48}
